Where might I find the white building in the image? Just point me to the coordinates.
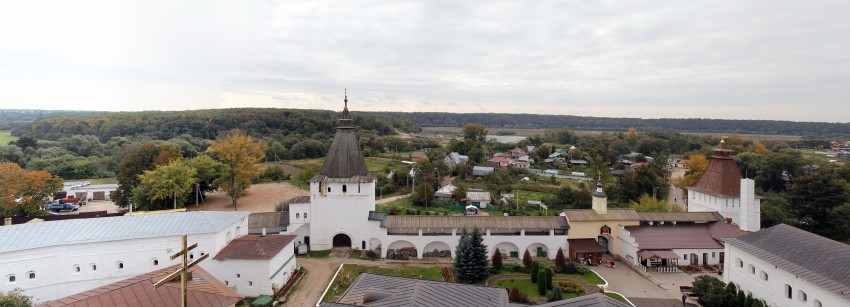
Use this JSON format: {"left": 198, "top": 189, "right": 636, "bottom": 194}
{"left": 686, "top": 140, "right": 761, "bottom": 232}
{"left": 208, "top": 234, "right": 297, "bottom": 297}
{"left": 284, "top": 98, "right": 570, "bottom": 260}
{"left": 618, "top": 220, "right": 747, "bottom": 271}
{"left": 0, "top": 211, "right": 249, "bottom": 304}
{"left": 724, "top": 224, "right": 850, "bottom": 307}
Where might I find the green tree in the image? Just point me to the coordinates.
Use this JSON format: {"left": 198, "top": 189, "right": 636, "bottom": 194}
{"left": 692, "top": 275, "right": 727, "bottom": 307}
{"left": 115, "top": 142, "right": 182, "bottom": 208}
{"left": 454, "top": 228, "right": 489, "bottom": 283}
{"left": 137, "top": 160, "right": 198, "bottom": 210}
{"left": 185, "top": 155, "right": 224, "bottom": 198}
{"left": 537, "top": 270, "right": 547, "bottom": 295}
{"left": 0, "top": 288, "right": 33, "bottom": 307}
{"left": 206, "top": 129, "right": 266, "bottom": 210}
{"left": 629, "top": 194, "right": 682, "bottom": 212}
{"left": 756, "top": 152, "right": 801, "bottom": 192}
{"left": 787, "top": 172, "right": 850, "bottom": 241}
{"left": 548, "top": 286, "right": 563, "bottom": 302}
{"left": 531, "top": 261, "right": 540, "bottom": 283}
{"left": 463, "top": 123, "right": 488, "bottom": 143}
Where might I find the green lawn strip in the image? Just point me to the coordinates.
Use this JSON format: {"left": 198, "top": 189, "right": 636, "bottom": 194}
{"left": 494, "top": 278, "right": 584, "bottom": 300}
{"left": 321, "top": 264, "right": 443, "bottom": 302}
{"left": 0, "top": 131, "right": 18, "bottom": 145}
{"left": 604, "top": 292, "right": 630, "bottom": 304}
{"left": 568, "top": 271, "right": 605, "bottom": 285}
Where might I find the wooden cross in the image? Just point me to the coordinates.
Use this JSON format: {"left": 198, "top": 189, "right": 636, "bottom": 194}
{"left": 154, "top": 234, "right": 209, "bottom": 307}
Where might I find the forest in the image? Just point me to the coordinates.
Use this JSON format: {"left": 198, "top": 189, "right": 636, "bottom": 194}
{"left": 377, "top": 111, "right": 850, "bottom": 137}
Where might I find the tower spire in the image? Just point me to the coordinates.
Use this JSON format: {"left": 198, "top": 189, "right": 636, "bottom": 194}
{"left": 340, "top": 89, "right": 353, "bottom": 125}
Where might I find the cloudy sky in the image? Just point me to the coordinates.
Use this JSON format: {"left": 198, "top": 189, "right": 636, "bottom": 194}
{"left": 1, "top": 0, "right": 849, "bottom": 122}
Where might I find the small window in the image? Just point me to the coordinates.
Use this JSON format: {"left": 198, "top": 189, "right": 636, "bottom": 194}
{"left": 712, "top": 252, "right": 715, "bottom": 258}
{"left": 91, "top": 264, "right": 97, "bottom": 271}
{"left": 248, "top": 281, "right": 253, "bottom": 286}
{"left": 798, "top": 290, "right": 807, "bottom": 302}
{"left": 118, "top": 262, "right": 124, "bottom": 269}
{"left": 737, "top": 258, "right": 743, "bottom": 267}
{"left": 236, "top": 274, "right": 241, "bottom": 278}
{"left": 760, "top": 271, "right": 768, "bottom": 281}
{"left": 785, "top": 284, "right": 793, "bottom": 299}
{"left": 225, "top": 280, "right": 229, "bottom": 286}
{"left": 296, "top": 213, "right": 300, "bottom": 219}
{"left": 749, "top": 264, "right": 755, "bottom": 274}
{"left": 304, "top": 213, "right": 308, "bottom": 219}
{"left": 8, "top": 275, "right": 15, "bottom": 283}
{"left": 153, "top": 259, "right": 159, "bottom": 266}
{"left": 28, "top": 272, "right": 35, "bottom": 279}
{"left": 684, "top": 254, "right": 687, "bottom": 260}
{"left": 343, "top": 185, "right": 347, "bottom": 193}
{"left": 74, "top": 265, "right": 80, "bottom": 273}
{"left": 189, "top": 253, "right": 194, "bottom": 260}
{"left": 328, "top": 187, "right": 332, "bottom": 193}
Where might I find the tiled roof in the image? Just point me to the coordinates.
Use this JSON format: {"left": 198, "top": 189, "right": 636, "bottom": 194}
{"left": 726, "top": 224, "right": 850, "bottom": 300}
{"left": 39, "top": 265, "right": 241, "bottom": 307}
{"left": 289, "top": 195, "right": 311, "bottom": 204}
{"left": 625, "top": 222, "right": 747, "bottom": 250}
{"left": 334, "top": 273, "right": 508, "bottom": 307}
{"left": 0, "top": 211, "right": 248, "bottom": 253}
{"left": 248, "top": 212, "right": 282, "bottom": 229}
{"left": 562, "top": 209, "right": 642, "bottom": 222}
{"left": 534, "top": 293, "right": 630, "bottom": 307}
{"left": 214, "top": 234, "right": 296, "bottom": 260}
{"left": 385, "top": 216, "right": 569, "bottom": 231}
{"left": 690, "top": 141, "right": 743, "bottom": 197}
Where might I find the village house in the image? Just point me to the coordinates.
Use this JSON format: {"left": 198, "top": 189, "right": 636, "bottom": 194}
{"left": 443, "top": 152, "right": 468, "bottom": 167}
{"left": 507, "top": 147, "right": 527, "bottom": 157}
{"left": 472, "top": 165, "right": 495, "bottom": 177}
{"left": 488, "top": 156, "right": 511, "bottom": 169}
{"left": 434, "top": 183, "right": 456, "bottom": 201}
{"left": 410, "top": 151, "right": 427, "bottom": 163}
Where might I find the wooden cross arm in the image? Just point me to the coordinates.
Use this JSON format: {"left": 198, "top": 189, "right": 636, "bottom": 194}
{"left": 169, "top": 243, "right": 198, "bottom": 260}
{"left": 153, "top": 253, "right": 210, "bottom": 288}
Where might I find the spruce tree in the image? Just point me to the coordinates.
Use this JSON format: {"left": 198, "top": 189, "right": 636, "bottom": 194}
{"left": 454, "top": 229, "right": 472, "bottom": 283}
{"left": 469, "top": 228, "right": 489, "bottom": 282}
{"left": 454, "top": 228, "right": 489, "bottom": 284}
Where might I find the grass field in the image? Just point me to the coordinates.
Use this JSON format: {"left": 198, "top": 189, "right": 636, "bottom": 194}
{"left": 422, "top": 127, "right": 801, "bottom": 141}
{"left": 494, "top": 278, "right": 584, "bottom": 300}
{"left": 0, "top": 130, "right": 18, "bottom": 145}
{"left": 321, "top": 264, "right": 443, "bottom": 302}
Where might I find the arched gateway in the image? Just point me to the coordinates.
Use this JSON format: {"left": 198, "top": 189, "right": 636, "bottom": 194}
{"left": 333, "top": 233, "right": 352, "bottom": 247}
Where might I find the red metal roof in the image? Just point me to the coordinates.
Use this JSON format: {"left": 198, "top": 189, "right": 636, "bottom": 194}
{"left": 214, "top": 234, "right": 296, "bottom": 260}
{"left": 625, "top": 222, "right": 748, "bottom": 250}
{"left": 691, "top": 140, "right": 743, "bottom": 197}
{"left": 40, "top": 265, "right": 241, "bottom": 307}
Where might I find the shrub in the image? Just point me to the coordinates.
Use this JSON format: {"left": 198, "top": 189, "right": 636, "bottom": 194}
{"left": 554, "top": 248, "right": 567, "bottom": 272}
{"left": 491, "top": 249, "right": 503, "bottom": 272}
{"left": 503, "top": 263, "right": 528, "bottom": 273}
{"left": 531, "top": 262, "right": 540, "bottom": 283}
{"left": 275, "top": 200, "right": 289, "bottom": 212}
{"left": 548, "top": 286, "right": 563, "bottom": 302}
{"left": 523, "top": 250, "right": 532, "bottom": 268}
{"left": 553, "top": 280, "right": 584, "bottom": 294}
{"left": 364, "top": 250, "right": 378, "bottom": 260}
{"left": 545, "top": 268, "right": 553, "bottom": 290}
{"left": 537, "top": 271, "right": 547, "bottom": 295}
{"left": 388, "top": 207, "right": 397, "bottom": 215}
{"left": 261, "top": 165, "right": 289, "bottom": 181}
{"left": 509, "top": 286, "right": 522, "bottom": 302}
{"left": 575, "top": 264, "right": 590, "bottom": 275}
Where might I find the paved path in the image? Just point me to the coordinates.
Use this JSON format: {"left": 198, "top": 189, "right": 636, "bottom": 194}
{"left": 668, "top": 168, "right": 687, "bottom": 210}
{"left": 591, "top": 260, "right": 677, "bottom": 300}
{"left": 486, "top": 274, "right": 599, "bottom": 294}
{"left": 287, "top": 257, "right": 345, "bottom": 306}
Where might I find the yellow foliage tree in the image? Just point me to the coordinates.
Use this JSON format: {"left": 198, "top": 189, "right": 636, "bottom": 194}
{"left": 629, "top": 194, "right": 682, "bottom": 212}
{"left": 206, "top": 130, "right": 266, "bottom": 210}
{"left": 673, "top": 154, "right": 708, "bottom": 188}
{"left": 0, "top": 162, "right": 63, "bottom": 217}
{"left": 748, "top": 143, "right": 771, "bottom": 156}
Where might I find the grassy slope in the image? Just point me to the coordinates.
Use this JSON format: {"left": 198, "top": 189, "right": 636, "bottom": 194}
{"left": 0, "top": 130, "right": 18, "bottom": 145}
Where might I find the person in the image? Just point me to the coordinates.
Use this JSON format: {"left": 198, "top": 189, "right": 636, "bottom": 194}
{"left": 682, "top": 294, "right": 687, "bottom": 306}
{"left": 606, "top": 259, "right": 611, "bottom": 268}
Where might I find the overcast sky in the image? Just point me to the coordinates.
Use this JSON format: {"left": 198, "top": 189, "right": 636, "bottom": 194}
{"left": 1, "top": 0, "right": 849, "bottom": 122}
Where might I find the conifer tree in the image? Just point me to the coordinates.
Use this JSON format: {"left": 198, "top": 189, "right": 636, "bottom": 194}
{"left": 454, "top": 228, "right": 489, "bottom": 284}
{"left": 537, "top": 270, "right": 547, "bottom": 295}
{"left": 554, "top": 248, "right": 567, "bottom": 273}
{"left": 523, "top": 250, "right": 532, "bottom": 268}
{"left": 531, "top": 261, "right": 540, "bottom": 283}
{"left": 491, "top": 249, "right": 503, "bottom": 272}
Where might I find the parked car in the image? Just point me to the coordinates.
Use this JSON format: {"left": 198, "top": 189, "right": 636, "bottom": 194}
{"left": 47, "top": 203, "right": 78, "bottom": 212}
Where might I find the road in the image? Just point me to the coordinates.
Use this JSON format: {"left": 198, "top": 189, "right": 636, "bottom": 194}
{"left": 668, "top": 168, "right": 687, "bottom": 210}
{"left": 376, "top": 194, "right": 410, "bottom": 204}
{"left": 287, "top": 257, "right": 345, "bottom": 306}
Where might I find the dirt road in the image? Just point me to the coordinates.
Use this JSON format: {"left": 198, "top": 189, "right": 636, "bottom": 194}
{"left": 188, "top": 182, "right": 307, "bottom": 212}
{"left": 668, "top": 168, "right": 687, "bottom": 210}
{"left": 376, "top": 194, "right": 410, "bottom": 204}
{"left": 288, "top": 257, "right": 345, "bottom": 306}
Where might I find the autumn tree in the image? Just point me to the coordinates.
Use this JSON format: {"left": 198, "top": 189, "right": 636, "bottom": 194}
{"left": 0, "top": 162, "right": 63, "bottom": 217}
{"left": 206, "top": 129, "right": 266, "bottom": 210}
{"left": 136, "top": 160, "right": 198, "bottom": 210}
{"left": 462, "top": 123, "right": 488, "bottom": 143}
{"left": 629, "top": 194, "right": 682, "bottom": 212}
{"left": 115, "top": 142, "right": 182, "bottom": 208}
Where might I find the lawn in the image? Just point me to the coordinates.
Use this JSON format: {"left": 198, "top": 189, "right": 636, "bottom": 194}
{"left": 604, "top": 292, "right": 630, "bottom": 304}
{"left": 569, "top": 271, "right": 605, "bottom": 285}
{"left": 494, "top": 278, "right": 583, "bottom": 300}
{"left": 321, "top": 264, "right": 443, "bottom": 302}
{"left": 0, "top": 130, "right": 18, "bottom": 145}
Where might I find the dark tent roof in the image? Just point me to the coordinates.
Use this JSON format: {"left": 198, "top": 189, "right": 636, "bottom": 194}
{"left": 311, "top": 98, "right": 373, "bottom": 182}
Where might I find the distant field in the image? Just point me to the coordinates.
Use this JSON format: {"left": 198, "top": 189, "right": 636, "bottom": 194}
{"left": 0, "top": 130, "right": 18, "bottom": 145}
{"left": 422, "top": 127, "right": 801, "bottom": 141}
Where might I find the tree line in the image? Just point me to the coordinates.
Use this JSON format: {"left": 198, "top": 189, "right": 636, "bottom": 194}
{"left": 377, "top": 111, "right": 850, "bottom": 137}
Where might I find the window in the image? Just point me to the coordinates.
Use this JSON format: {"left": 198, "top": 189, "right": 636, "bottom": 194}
{"left": 225, "top": 280, "right": 229, "bottom": 286}
{"left": 712, "top": 252, "right": 715, "bottom": 258}
{"left": 236, "top": 274, "right": 241, "bottom": 278}
{"left": 304, "top": 213, "right": 307, "bottom": 219}
{"left": 798, "top": 290, "right": 807, "bottom": 302}
{"left": 189, "top": 253, "right": 194, "bottom": 260}
{"left": 748, "top": 264, "right": 755, "bottom": 274}
{"left": 296, "top": 213, "right": 300, "bottom": 219}
{"left": 737, "top": 258, "right": 743, "bottom": 267}
{"left": 73, "top": 265, "right": 80, "bottom": 273}
{"left": 785, "top": 284, "right": 792, "bottom": 299}
{"left": 328, "top": 187, "right": 331, "bottom": 193}
{"left": 815, "top": 299, "right": 823, "bottom": 307}
{"left": 91, "top": 264, "right": 97, "bottom": 271}
{"left": 118, "top": 262, "right": 124, "bottom": 269}
{"left": 28, "top": 272, "right": 35, "bottom": 279}
{"left": 684, "top": 254, "right": 687, "bottom": 260}
{"left": 760, "top": 271, "right": 768, "bottom": 281}
{"left": 8, "top": 275, "right": 15, "bottom": 283}
{"left": 153, "top": 259, "right": 159, "bottom": 266}
{"left": 248, "top": 281, "right": 253, "bottom": 286}
{"left": 343, "top": 185, "right": 347, "bottom": 193}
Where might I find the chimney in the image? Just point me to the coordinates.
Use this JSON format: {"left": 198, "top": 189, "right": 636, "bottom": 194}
{"left": 262, "top": 227, "right": 266, "bottom": 236}
{"left": 739, "top": 179, "right": 761, "bottom": 232}
{"left": 4, "top": 217, "right": 11, "bottom": 226}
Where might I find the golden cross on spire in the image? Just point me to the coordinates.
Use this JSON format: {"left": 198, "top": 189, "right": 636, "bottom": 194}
{"left": 153, "top": 235, "right": 209, "bottom": 307}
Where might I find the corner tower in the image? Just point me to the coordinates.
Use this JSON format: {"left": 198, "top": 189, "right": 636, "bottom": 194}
{"left": 307, "top": 92, "right": 377, "bottom": 251}
{"left": 687, "top": 139, "right": 760, "bottom": 231}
